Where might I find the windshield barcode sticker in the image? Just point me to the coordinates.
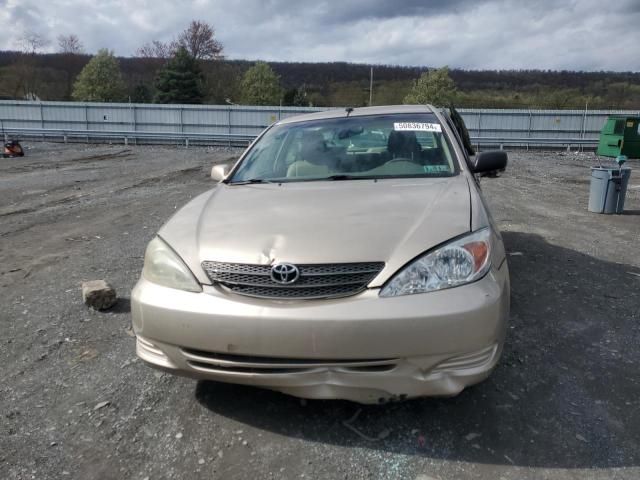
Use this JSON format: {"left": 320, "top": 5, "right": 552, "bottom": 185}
{"left": 394, "top": 122, "right": 442, "bottom": 132}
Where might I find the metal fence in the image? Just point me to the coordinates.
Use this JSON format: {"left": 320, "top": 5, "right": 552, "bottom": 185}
{"left": 460, "top": 108, "right": 640, "bottom": 149}
{"left": 1, "top": 100, "right": 639, "bottom": 149}
{"left": 0, "top": 101, "right": 329, "bottom": 147}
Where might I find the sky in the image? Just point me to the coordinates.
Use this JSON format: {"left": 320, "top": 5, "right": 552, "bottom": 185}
{"left": 1, "top": 0, "right": 639, "bottom": 71}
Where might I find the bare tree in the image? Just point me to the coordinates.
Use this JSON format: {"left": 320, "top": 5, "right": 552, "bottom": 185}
{"left": 136, "top": 20, "right": 223, "bottom": 61}
{"left": 12, "top": 31, "right": 50, "bottom": 99}
{"left": 16, "top": 31, "right": 49, "bottom": 55}
{"left": 136, "top": 39, "right": 177, "bottom": 59}
{"left": 55, "top": 34, "right": 86, "bottom": 99}
{"left": 177, "top": 20, "right": 223, "bottom": 60}
{"left": 57, "top": 34, "right": 84, "bottom": 54}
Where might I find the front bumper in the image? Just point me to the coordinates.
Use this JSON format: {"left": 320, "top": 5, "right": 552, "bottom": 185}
{"left": 131, "top": 264, "right": 510, "bottom": 404}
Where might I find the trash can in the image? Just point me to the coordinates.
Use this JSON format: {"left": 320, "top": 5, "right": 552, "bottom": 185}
{"left": 588, "top": 167, "right": 632, "bottom": 214}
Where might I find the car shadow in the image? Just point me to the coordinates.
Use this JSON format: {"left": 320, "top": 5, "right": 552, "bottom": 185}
{"left": 195, "top": 231, "right": 640, "bottom": 469}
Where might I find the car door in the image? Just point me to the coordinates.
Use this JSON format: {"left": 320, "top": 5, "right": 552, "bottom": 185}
{"left": 443, "top": 107, "right": 476, "bottom": 177}
{"left": 448, "top": 106, "right": 475, "bottom": 157}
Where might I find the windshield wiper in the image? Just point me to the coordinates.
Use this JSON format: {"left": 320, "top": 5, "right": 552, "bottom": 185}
{"left": 230, "top": 175, "right": 378, "bottom": 184}
{"left": 227, "top": 178, "right": 273, "bottom": 185}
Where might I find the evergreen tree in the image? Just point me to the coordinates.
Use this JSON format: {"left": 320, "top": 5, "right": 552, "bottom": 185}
{"left": 131, "top": 83, "right": 152, "bottom": 103}
{"left": 282, "top": 84, "right": 309, "bottom": 107}
{"left": 282, "top": 88, "right": 297, "bottom": 106}
{"left": 240, "top": 62, "right": 282, "bottom": 106}
{"left": 72, "top": 49, "right": 126, "bottom": 102}
{"left": 293, "top": 84, "right": 309, "bottom": 106}
{"left": 404, "top": 67, "right": 457, "bottom": 106}
{"left": 154, "top": 47, "right": 204, "bottom": 104}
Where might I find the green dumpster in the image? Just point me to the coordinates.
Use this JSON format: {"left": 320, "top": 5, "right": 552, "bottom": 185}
{"left": 596, "top": 116, "right": 640, "bottom": 159}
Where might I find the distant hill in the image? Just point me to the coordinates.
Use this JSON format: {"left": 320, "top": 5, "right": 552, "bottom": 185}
{"left": 1, "top": 50, "right": 639, "bottom": 108}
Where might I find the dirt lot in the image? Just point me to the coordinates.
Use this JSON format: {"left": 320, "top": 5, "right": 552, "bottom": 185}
{"left": 1, "top": 142, "right": 639, "bottom": 480}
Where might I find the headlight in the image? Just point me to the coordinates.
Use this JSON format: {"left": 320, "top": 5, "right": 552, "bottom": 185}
{"left": 380, "top": 228, "right": 492, "bottom": 297}
{"left": 142, "top": 236, "right": 202, "bottom": 292}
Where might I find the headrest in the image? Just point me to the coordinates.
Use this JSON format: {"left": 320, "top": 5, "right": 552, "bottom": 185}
{"left": 300, "top": 130, "right": 327, "bottom": 165}
{"left": 387, "top": 130, "right": 419, "bottom": 158}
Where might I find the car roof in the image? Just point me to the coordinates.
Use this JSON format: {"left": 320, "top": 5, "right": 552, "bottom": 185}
{"left": 276, "top": 104, "right": 438, "bottom": 125}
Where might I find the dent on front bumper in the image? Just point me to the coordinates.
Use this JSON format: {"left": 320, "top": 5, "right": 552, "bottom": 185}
{"left": 131, "top": 264, "right": 510, "bottom": 404}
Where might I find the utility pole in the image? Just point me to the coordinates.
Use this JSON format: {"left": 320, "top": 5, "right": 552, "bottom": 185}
{"left": 369, "top": 67, "right": 374, "bottom": 106}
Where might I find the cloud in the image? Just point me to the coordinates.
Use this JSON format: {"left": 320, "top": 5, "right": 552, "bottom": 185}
{"left": 1, "top": 0, "right": 639, "bottom": 71}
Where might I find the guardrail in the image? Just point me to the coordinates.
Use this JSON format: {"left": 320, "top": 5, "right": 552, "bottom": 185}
{"left": 2, "top": 126, "right": 598, "bottom": 150}
{"left": 472, "top": 136, "right": 597, "bottom": 149}
{"left": 1, "top": 127, "right": 256, "bottom": 147}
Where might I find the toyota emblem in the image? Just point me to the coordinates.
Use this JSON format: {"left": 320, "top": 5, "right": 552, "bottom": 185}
{"left": 270, "top": 263, "right": 300, "bottom": 285}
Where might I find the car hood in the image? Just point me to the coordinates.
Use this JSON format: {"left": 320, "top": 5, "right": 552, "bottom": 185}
{"left": 159, "top": 176, "right": 471, "bottom": 287}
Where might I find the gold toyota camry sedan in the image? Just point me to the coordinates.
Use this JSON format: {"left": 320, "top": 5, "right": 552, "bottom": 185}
{"left": 131, "top": 105, "right": 510, "bottom": 404}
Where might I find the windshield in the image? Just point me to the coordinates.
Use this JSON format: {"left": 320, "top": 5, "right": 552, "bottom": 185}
{"left": 229, "top": 113, "right": 459, "bottom": 183}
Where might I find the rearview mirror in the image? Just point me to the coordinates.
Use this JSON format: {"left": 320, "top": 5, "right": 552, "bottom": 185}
{"left": 472, "top": 150, "right": 508, "bottom": 177}
{"left": 337, "top": 126, "right": 364, "bottom": 139}
{"left": 211, "top": 164, "right": 230, "bottom": 182}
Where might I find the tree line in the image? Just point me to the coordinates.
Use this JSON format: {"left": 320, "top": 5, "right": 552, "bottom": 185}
{"left": 1, "top": 21, "right": 640, "bottom": 109}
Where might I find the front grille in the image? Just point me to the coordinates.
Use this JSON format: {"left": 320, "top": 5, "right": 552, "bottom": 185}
{"left": 201, "top": 261, "right": 384, "bottom": 300}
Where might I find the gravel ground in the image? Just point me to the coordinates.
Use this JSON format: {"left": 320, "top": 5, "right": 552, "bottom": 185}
{"left": 1, "top": 142, "right": 639, "bottom": 480}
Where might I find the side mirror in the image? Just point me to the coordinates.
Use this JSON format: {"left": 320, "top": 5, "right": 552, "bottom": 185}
{"left": 211, "top": 164, "right": 230, "bottom": 182}
{"left": 472, "top": 150, "right": 508, "bottom": 177}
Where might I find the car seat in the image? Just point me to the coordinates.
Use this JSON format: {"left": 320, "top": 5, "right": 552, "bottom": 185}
{"left": 287, "top": 130, "right": 331, "bottom": 178}
{"left": 387, "top": 131, "right": 421, "bottom": 161}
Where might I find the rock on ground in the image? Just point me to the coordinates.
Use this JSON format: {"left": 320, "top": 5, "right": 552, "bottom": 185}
{"left": 82, "top": 279, "right": 117, "bottom": 310}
